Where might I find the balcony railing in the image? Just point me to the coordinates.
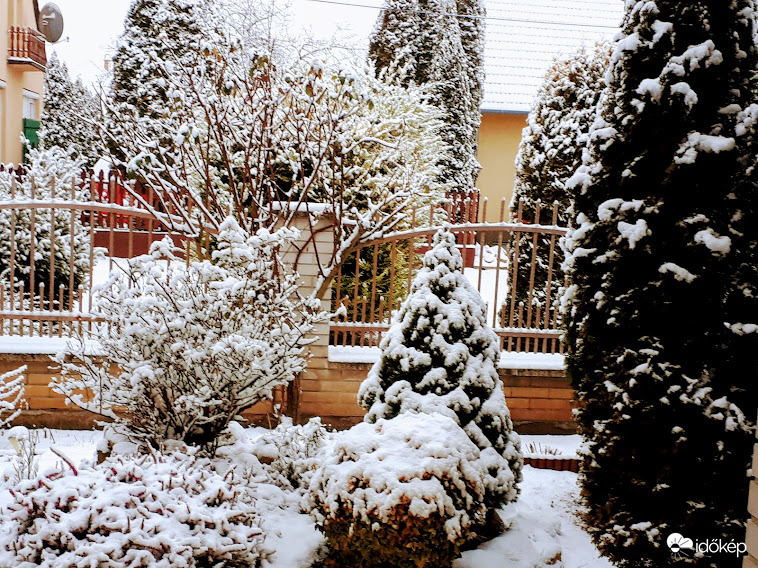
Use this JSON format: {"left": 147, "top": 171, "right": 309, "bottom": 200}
{"left": 8, "top": 27, "right": 46, "bottom": 71}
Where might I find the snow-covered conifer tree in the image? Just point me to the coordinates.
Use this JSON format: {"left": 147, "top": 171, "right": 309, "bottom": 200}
{"left": 38, "top": 53, "right": 103, "bottom": 168}
{"left": 111, "top": 0, "right": 206, "bottom": 120}
{"left": 562, "top": 2, "right": 758, "bottom": 566}
{"left": 108, "top": 0, "right": 209, "bottom": 164}
{"left": 512, "top": 42, "right": 610, "bottom": 223}
{"left": 359, "top": 230, "right": 522, "bottom": 509}
{"left": 456, "top": 0, "right": 485, "bottom": 134}
{"left": 369, "top": 0, "right": 484, "bottom": 193}
{"left": 0, "top": 148, "right": 92, "bottom": 310}
{"left": 501, "top": 43, "right": 610, "bottom": 326}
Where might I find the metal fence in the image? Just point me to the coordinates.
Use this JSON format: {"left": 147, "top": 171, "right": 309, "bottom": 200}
{"left": 0, "top": 174, "right": 566, "bottom": 353}
{"left": 329, "top": 197, "right": 568, "bottom": 353}
{"left": 0, "top": 173, "right": 190, "bottom": 338}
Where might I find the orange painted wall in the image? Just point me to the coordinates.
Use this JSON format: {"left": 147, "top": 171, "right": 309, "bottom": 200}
{"left": 476, "top": 112, "right": 528, "bottom": 222}
{"left": 0, "top": 0, "right": 45, "bottom": 165}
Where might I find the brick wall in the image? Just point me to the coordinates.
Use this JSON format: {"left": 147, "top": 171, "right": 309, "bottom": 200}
{"left": 745, "top": 421, "right": 758, "bottom": 567}
{"left": 0, "top": 354, "right": 99, "bottom": 429}
{"left": 500, "top": 368, "right": 575, "bottom": 433}
{"left": 0, "top": 353, "right": 277, "bottom": 429}
{"left": 279, "top": 211, "right": 335, "bottom": 424}
{"left": 300, "top": 361, "right": 576, "bottom": 433}
{"left": 5, "top": 353, "right": 575, "bottom": 433}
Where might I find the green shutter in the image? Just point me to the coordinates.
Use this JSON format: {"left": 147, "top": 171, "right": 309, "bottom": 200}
{"left": 22, "top": 119, "right": 40, "bottom": 162}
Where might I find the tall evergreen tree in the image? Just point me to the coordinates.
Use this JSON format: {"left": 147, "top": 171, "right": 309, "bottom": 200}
{"left": 369, "top": 0, "right": 484, "bottom": 194}
{"left": 455, "top": 0, "right": 485, "bottom": 137}
{"left": 500, "top": 43, "right": 610, "bottom": 328}
{"left": 111, "top": 0, "right": 206, "bottom": 119}
{"left": 38, "top": 52, "right": 103, "bottom": 168}
{"left": 512, "top": 42, "right": 611, "bottom": 224}
{"left": 562, "top": 2, "right": 758, "bottom": 566}
{"left": 108, "top": 0, "right": 210, "bottom": 164}
{"left": 359, "top": 230, "right": 523, "bottom": 511}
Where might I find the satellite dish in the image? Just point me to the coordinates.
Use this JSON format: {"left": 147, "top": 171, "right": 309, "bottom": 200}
{"left": 38, "top": 3, "right": 64, "bottom": 44}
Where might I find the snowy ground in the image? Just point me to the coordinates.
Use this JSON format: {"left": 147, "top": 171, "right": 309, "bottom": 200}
{"left": 457, "top": 465, "right": 611, "bottom": 568}
{"left": 0, "top": 428, "right": 609, "bottom": 568}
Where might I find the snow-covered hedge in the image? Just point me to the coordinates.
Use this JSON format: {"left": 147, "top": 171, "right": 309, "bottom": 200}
{"left": 309, "top": 413, "right": 514, "bottom": 568}
{"left": 253, "top": 417, "right": 329, "bottom": 490}
{"left": 0, "top": 452, "right": 272, "bottom": 568}
{"left": 52, "top": 218, "right": 326, "bottom": 452}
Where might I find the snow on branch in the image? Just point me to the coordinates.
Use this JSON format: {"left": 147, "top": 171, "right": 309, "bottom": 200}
{"left": 102, "top": 15, "right": 449, "bottom": 299}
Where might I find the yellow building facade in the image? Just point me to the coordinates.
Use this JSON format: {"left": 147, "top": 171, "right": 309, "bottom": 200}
{"left": 478, "top": 1, "right": 623, "bottom": 224}
{"left": 0, "top": 0, "right": 45, "bottom": 166}
{"left": 476, "top": 112, "right": 527, "bottom": 222}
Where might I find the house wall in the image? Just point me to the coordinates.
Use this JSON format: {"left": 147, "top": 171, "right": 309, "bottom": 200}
{"left": 476, "top": 111, "right": 527, "bottom": 222}
{"left": 0, "top": 0, "right": 44, "bottom": 165}
{"left": 745, "top": 421, "right": 758, "bottom": 567}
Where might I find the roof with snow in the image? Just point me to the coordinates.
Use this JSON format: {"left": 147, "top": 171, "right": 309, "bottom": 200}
{"left": 483, "top": 0, "right": 624, "bottom": 113}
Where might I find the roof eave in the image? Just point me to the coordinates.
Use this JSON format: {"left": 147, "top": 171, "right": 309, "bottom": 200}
{"left": 481, "top": 107, "right": 530, "bottom": 115}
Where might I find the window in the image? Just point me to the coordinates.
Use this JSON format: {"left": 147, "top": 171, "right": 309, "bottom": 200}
{"left": 22, "top": 93, "right": 37, "bottom": 120}
{"left": 22, "top": 90, "right": 41, "bottom": 160}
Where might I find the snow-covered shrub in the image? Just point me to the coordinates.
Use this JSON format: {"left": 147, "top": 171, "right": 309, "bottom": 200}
{"left": 359, "top": 230, "right": 522, "bottom": 511}
{"left": 6, "top": 426, "right": 39, "bottom": 483}
{"left": 0, "top": 366, "right": 25, "bottom": 428}
{"left": 309, "top": 413, "right": 511, "bottom": 568}
{"left": 255, "top": 417, "right": 329, "bottom": 490}
{"left": 562, "top": 1, "right": 758, "bottom": 565}
{"left": 52, "top": 217, "right": 326, "bottom": 453}
{"left": 0, "top": 452, "right": 271, "bottom": 568}
{"left": 0, "top": 148, "right": 92, "bottom": 310}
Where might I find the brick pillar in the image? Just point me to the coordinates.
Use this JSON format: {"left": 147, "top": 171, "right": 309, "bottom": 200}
{"left": 745, "top": 413, "right": 758, "bottom": 567}
{"left": 278, "top": 210, "right": 335, "bottom": 423}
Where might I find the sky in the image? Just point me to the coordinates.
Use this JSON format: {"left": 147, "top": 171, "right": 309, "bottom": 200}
{"left": 48, "top": 0, "right": 384, "bottom": 87}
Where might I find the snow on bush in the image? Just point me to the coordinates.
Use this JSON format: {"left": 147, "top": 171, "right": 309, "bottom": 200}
{"left": 0, "top": 366, "right": 25, "bottom": 428}
{"left": 52, "top": 218, "right": 326, "bottom": 452}
{"left": 309, "top": 413, "right": 512, "bottom": 568}
{"left": 358, "top": 230, "right": 522, "bottom": 510}
{"left": 0, "top": 148, "right": 93, "bottom": 310}
{"left": 0, "top": 452, "right": 272, "bottom": 568}
{"left": 253, "top": 417, "right": 329, "bottom": 490}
